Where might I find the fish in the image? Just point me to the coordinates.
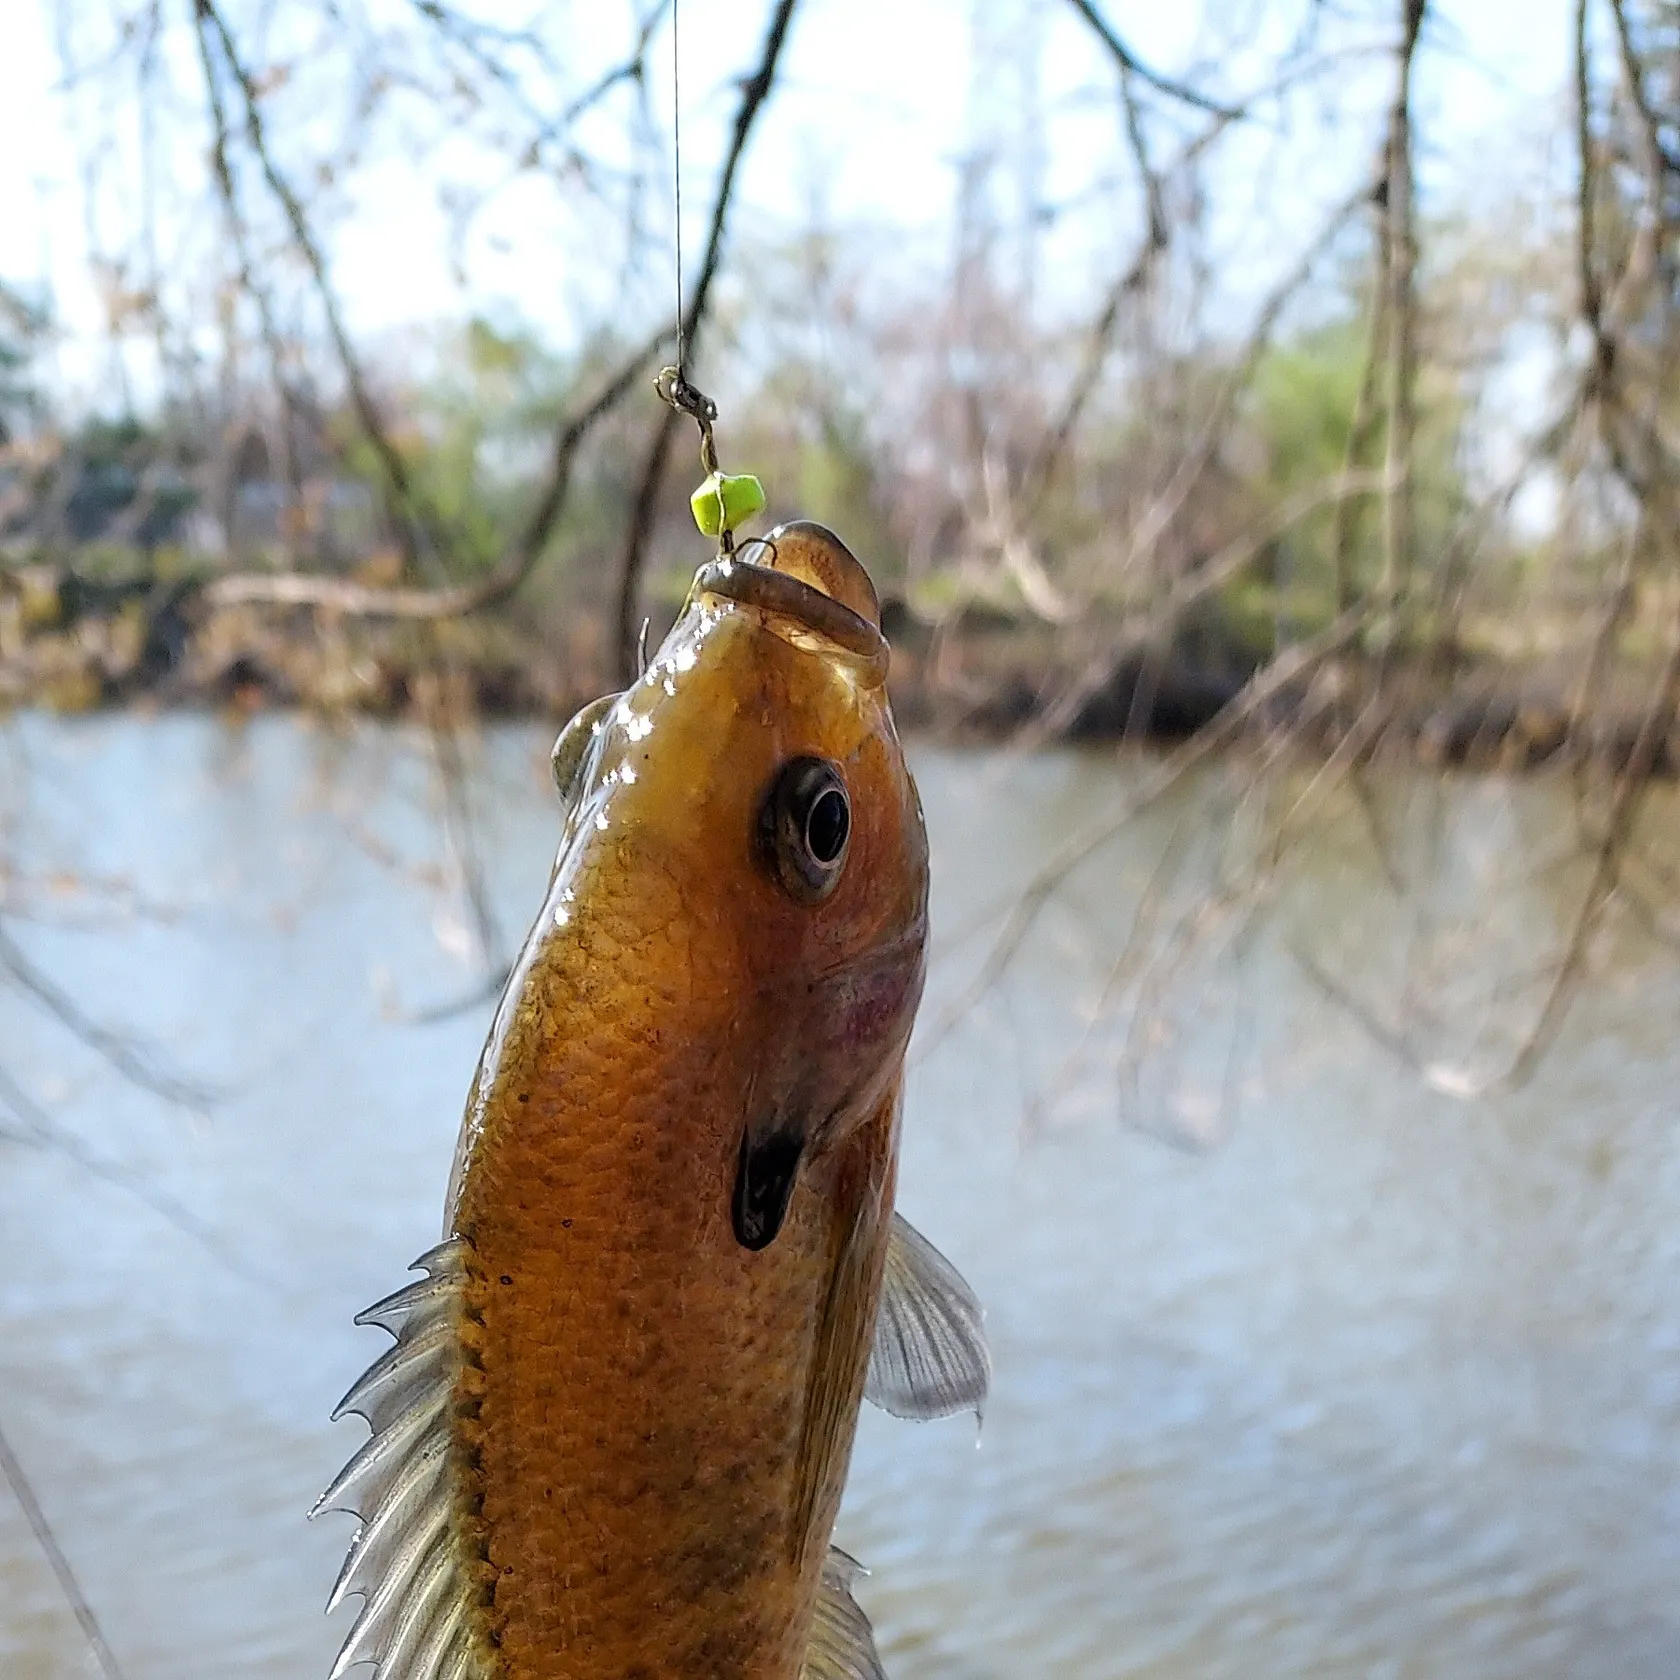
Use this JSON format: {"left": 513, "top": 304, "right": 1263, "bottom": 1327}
{"left": 315, "top": 522, "right": 990, "bottom": 1680}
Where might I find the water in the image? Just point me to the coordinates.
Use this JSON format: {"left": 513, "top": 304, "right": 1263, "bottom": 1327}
{"left": 1, "top": 714, "right": 1677, "bottom": 1679}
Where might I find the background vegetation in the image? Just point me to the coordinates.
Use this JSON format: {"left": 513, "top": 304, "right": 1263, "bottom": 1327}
{"left": 0, "top": 0, "right": 1671, "bottom": 763}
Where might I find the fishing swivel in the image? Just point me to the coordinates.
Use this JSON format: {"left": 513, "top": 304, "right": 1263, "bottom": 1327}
{"left": 654, "top": 364, "right": 719, "bottom": 466}
{"left": 655, "top": 365, "right": 765, "bottom": 558}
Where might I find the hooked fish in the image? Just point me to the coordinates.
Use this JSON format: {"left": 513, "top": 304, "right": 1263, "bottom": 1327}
{"left": 315, "top": 523, "right": 989, "bottom": 1680}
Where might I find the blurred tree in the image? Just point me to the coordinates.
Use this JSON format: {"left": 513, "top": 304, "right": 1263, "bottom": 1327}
{"left": 0, "top": 282, "right": 48, "bottom": 447}
{"left": 1247, "top": 306, "right": 1468, "bottom": 650}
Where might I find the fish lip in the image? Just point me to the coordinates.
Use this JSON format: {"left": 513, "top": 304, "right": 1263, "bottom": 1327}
{"left": 695, "top": 557, "right": 889, "bottom": 683}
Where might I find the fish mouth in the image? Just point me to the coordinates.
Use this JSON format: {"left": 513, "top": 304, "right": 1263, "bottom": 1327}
{"left": 695, "top": 557, "right": 889, "bottom": 684}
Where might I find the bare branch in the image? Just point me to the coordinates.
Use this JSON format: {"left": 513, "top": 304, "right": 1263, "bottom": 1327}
{"left": 193, "top": 0, "right": 449, "bottom": 570}
{"left": 190, "top": 2, "right": 304, "bottom": 556}
{"left": 1023, "top": 41, "right": 1382, "bottom": 505}
{"left": 1116, "top": 53, "right": 1167, "bottom": 252}
{"left": 0, "top": 1410, "right": 128, "bottom": 1680}
{"left": 919, "top": 602, "right": 1376, "bottom": 1053}
{"left": 1575, "top": 0, "right": 1616, "bottom": 392}
{"left": 1377, "top": 0, "right": 1427, "bottom": 656}
{"left": 1430, "top": 541, "right": 1680, "bottom": 1096}
{"left": 1100, "top": 180, "right": 1373, "bottom": 593}
{"left": 1064, "top": 0, "right": 1242, "bottom": 118}
{"left": 1607, "top": 0, "right": 1671, "bottom": 210}
{"left": 0, "top": 921, "right": 212, "bottom": 1108}
{"left": 0, "top": 1063, "right": 260, "bottom": 1284}
{"left": 1330, "top": 204, "right": 1392, "bottom": 612}
{"left": 1034, "top": 466, "right": 1394, "bottom": 738}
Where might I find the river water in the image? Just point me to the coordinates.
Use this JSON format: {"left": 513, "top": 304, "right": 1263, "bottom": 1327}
{"left": 1, "top": 714, "right": 1677, "bottom": 1679}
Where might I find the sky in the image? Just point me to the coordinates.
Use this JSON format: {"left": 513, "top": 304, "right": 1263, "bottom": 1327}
{"left": 0, "top": 0, "right": 1577, "bottom": 411}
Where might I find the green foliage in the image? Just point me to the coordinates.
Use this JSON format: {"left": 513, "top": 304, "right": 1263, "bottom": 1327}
{"left": 1251, "top": 320, "right": 1367, "bottom": 489}
{"left": 1243, "top": 313, "right": 1469, "bottom": 645}
{"left": 340, "top": 316, "right": 598, "bottom": 577}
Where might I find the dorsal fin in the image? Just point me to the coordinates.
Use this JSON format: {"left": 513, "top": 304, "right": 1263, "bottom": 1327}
{"left": 312, "top": 1241, "right": 491, "bottom": 1680}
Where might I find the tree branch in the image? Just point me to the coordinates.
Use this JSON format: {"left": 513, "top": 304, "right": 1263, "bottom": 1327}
{"left": 190, "top": 1, "right": 305, "bottom": 558}
{"left": 194, "top": 0, "right": 449, "bottom": 571}
{"left": 1064, "top": 0, "right": 1241, "bottom": 118}
{"left": 918, "top": 601, "right": 1378, "bottom": 1054}
{"left": 1377, "top": 0, "right": 1426, "bottom": 657}
{"left": 1033, "top": 466, "right": 1393, "bottom": 739}
{"left": 0, "top": 1408, "right": 127, "bottom": 1680}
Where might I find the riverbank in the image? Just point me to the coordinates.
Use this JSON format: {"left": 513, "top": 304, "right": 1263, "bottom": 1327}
{"left": 1, "top": 561, "right": 1673, "bottom": 776}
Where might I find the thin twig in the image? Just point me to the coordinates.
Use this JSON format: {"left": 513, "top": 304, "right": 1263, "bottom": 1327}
{"left": 1329, "top": 196, "right": 1391, "bottom": 612}
{"left": 1032, "top": 465, "right": 1393, "bottom": 740}
{"left": 1377, "top": 0, "right": 1426, "bottom": 658}
{"left": 1108, "top": 181, "right": 1373, "bottom": 594}
{"left": 1064, "top": 0, "right": 1242, "bottom": 118}
{"left": 0, "top": 921, "right": 213, "bottom": 1108}
{"left": 0, "top": 1063, "right": 261, "bottom": 1283}
{"left": 1025, "top": 81, "right": 1329, "bottom": 506}
{"left": 0, "top": 1413, "right": 128, "bottom": 1680}
{"left": 190, "top": 0, "right": 305, "bottom": 557}
{"left": 193, "top": 0, "right": 446, "bottom": 570}
{"left": 920, "top": 603, "right": 1375, "bottom": 1051}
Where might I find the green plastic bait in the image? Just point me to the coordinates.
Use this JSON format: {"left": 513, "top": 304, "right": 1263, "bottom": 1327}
{"left": 690, "top": 471, "right": 765, "bottom": 539}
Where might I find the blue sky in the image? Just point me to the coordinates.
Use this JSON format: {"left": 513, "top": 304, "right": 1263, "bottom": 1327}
{"left": 1, "top": 0, "right": 1574, "bottom": 409}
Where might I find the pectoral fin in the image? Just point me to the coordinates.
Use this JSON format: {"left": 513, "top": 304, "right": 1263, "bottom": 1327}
{"left": 801, "top": 1547, "right": 887, "bottom": 1680}
{"left": 865, "top": 1213, "right": 990, "bottom": 1421}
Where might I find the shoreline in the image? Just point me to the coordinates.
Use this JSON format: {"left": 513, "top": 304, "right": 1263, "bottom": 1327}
{"left": 2, "top": 567, "right": 1674, "bottom": 778}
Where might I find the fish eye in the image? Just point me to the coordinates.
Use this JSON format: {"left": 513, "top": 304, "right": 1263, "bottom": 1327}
{"left": 761, "top": 757, "right": 851, "bottom": 901}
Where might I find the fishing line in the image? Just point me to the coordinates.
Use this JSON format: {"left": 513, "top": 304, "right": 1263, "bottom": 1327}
{"left": 654, "top": 0, "right": 762, "bottom": 557}
{"left": 672, "top": 0, "right": 685, "bottom": 373}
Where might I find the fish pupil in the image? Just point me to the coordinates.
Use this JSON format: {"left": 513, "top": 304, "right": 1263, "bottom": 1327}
{"left": 805, "top": 789, "right": 849, "bottom": 864}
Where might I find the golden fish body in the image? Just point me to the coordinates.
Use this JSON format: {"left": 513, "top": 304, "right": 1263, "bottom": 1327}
{"left": 318, "top": 525, "right": 989, "bottom": 1680}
